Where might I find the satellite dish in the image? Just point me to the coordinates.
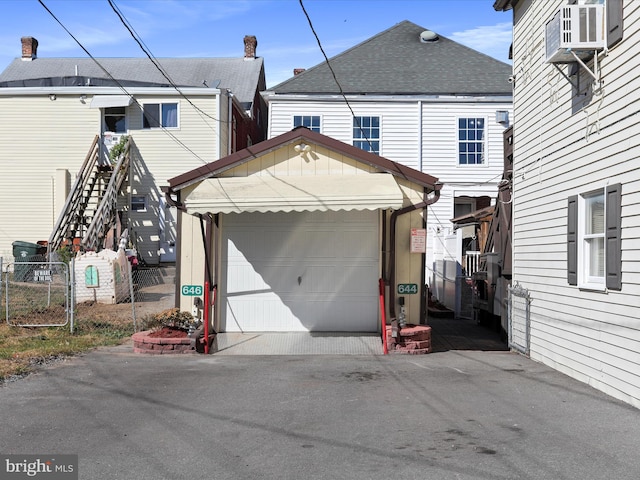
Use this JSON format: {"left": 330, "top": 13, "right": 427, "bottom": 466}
{"left": 420, "top": 30, "right": 439, "bottom": 43}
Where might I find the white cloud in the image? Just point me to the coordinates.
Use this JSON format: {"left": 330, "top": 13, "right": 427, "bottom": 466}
{"left": 449, "top": 22, "right": 512, "bottom": 61}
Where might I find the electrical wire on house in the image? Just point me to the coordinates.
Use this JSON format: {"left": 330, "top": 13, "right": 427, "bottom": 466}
{"left": 107, "top": 0, "right": 225, "bottom": 129}
{"left": 298, "top": 0, "right": 377, "bottom": 154}
{"left": 38, "top": 0, "right": 211, "bottom": 165}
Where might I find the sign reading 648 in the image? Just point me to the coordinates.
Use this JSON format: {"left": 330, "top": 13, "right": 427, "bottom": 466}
{"left": 181, "top": 285, "right": 203, "bottom": 296}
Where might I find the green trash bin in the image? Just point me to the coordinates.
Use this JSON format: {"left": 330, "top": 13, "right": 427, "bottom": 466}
{"left": 12, "top": 241, "right": 44, "bottom": 282}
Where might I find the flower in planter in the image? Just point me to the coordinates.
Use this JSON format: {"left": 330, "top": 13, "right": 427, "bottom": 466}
{"left": 144, "top": 308, "right": 198, "bottom": 331}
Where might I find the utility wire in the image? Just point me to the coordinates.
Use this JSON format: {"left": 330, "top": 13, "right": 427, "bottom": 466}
{"left": 298, "top": 0, "right": 376, "bottom": 153}
{"left": 38, "top": 0, "right": 210, "bottom": 165}
{"left": 107, "top": 0, "right": 226, "bottom": 128}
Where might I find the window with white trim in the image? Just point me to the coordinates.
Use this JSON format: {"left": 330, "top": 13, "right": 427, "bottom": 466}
{"left": 580, "top": 191, "right": 605, "bottom": 288}
{"left": 353, "top": 116, "right": 380, "bottom": 154}
{"left": 143, "top": 103, "right": 178, "bottom": 128}
{"left": 458, "top": 118, "right": 485, "bottom": 165}
{"left": 293, "top": 115, "right": 320, "bottom": 132}
{"left": 567, "top": 184, "right": 622, "bottom": 290}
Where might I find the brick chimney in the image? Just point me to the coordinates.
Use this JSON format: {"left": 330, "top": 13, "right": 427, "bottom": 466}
{"left": 294, "top": 68, "right": 306, "bottom": 76}
{"left": 244, "top": 35, "right": 257, "bottom": 60}
{"left": 21, "top": 36, "right": 38, "bottom": 61}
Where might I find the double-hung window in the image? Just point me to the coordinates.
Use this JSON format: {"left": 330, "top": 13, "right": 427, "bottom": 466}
{"left": 353, "top": 116, "right": 380, "bottom": 154}
{"left": 458, "top": 118, "right": 485, "bottom": 165}
{"left": 567, "top": 184, "right": 622, "bottom": 290}
{"left": 294, "top": 115, "right": 321, "bottom": 132}
{"left": 143, "top": 103, "right": 178, "bottom": 129}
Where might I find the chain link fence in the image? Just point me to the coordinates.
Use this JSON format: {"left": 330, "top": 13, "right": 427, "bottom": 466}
{"left": 508, "top": 282, "right": 530, "bottom": 355}
{"left": 2, "top": 255, "right": 175, "bottom": 336}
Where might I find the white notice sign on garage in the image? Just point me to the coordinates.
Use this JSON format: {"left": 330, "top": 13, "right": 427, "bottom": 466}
{"left": 410, "top": 228, "right": 426, "bottom": 253}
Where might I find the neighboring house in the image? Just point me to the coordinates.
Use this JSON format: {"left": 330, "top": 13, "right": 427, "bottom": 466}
{"left": 0, "top": 35, "right": 266, "bottom": 265}
{"left": 493, "top": 0, "right": 640, "bottom": 408}
{"left": 262, "top": 20, "right": 513, "bottom": 315}
{"left": 167, "top": 127, "right": 440, "bottom": 333}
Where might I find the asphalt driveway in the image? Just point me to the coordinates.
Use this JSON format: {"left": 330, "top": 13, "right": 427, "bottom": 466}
{"left": 0, "top": 343, "right": 638, "bottom": 480}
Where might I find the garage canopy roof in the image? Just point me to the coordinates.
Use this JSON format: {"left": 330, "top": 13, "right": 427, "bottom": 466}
{"left": 90, "top": 95, "right": 133, "bottom": 108}
{"left": 184, "top": 174, "right": 405, "bottom": 214}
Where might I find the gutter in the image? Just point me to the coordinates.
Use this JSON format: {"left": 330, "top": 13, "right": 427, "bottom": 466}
{"left": 388, "top": 186, "right": 441, "bottom": 324}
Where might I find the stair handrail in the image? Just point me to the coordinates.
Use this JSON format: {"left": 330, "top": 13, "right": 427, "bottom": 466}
{"left": 48, "top": 135, "right": 101, "bottom": 254}
{"left": 82, "top": 137, "right": 132, "bottom": 251}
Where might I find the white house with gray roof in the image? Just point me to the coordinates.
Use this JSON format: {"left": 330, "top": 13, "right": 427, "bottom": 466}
{"left": 0, "top": 35, "right": 266, "bottom": 265}
{"left": 263, "top": 20, "right": 513, "bottom": 313}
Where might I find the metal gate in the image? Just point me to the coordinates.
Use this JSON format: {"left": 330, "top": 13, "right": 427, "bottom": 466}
{"left": 508, "top": 282, "right": 530, "bottom": 355}
{"left": 3, "top": 258, "right": 70, "bottom": 327}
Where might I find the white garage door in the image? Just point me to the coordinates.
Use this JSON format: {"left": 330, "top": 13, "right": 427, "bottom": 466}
{"left": 220, "top": 210, "right": 380, "bottom": 332}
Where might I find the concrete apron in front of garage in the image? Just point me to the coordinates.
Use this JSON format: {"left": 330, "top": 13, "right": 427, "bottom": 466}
{"left": 212, "top": 332, "right": 384, "bottom": 355}
{"left": 210, "top": 316, "right": 508, "bottom": 355}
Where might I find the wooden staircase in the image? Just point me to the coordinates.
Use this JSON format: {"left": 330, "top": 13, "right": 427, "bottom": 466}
{"left": 48, "top": 135, "right": 132, "bottom": 255}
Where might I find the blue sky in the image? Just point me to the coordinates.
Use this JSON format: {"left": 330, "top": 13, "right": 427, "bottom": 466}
{"left": 0, "top": 0, "right": 513, "bottom": 87}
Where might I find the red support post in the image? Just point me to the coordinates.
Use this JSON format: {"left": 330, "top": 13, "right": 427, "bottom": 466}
{"left": 204, "top": 281, "right": 210, "bottom": 354}
{"left": 379, "top": 278, "right": 389, "bottom": 355}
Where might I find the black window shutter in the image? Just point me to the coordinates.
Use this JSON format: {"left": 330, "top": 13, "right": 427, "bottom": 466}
{"left": 606, "top": 183, "right": 622, "bottom": 290}
{"left": 567, "top": 195, "right": 578, "bottom": 285}
{"left": 607, "top": 0, "right": 624, "bottom": 48}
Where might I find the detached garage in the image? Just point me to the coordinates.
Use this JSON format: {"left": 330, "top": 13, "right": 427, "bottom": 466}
{"left": 167, "top": 128, "right": 440, "bottom": 333}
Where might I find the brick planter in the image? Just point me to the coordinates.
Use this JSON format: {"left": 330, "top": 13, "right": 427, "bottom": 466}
{"left": 132, "top": 330, "right": 196, "bottom": 354}
{"left": 386, "top": 324, "right": 432, "bottom": 354}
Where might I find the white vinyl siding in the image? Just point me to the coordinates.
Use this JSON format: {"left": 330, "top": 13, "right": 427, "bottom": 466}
{"left": 0, "top": 92, "right": 225, "bottom": 264}
{"left": 0, "top": 95, "right": 99, "bottom": 259}
{"left": 127, "top": 94, "right": 223, "bottom": 263}
{"left": 268, "top": 101, "right": 423, "bottom": 170}
{"left": 511, "top": 0, "right": 640, "bottom": 407}
{"left": 269, "top": 99, "right": 511, "bottom": 249}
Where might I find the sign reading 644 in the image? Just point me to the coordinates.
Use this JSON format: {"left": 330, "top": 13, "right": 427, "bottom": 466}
{"left": 397, "top": 283, "right": 418, "bottom": 295}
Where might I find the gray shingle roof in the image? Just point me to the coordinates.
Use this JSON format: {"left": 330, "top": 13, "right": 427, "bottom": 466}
{"left": 0, "top": 57, "right": 265, "bottom": 104}
{"left": 270, "top": 20, "right": 512, "bottom": 96}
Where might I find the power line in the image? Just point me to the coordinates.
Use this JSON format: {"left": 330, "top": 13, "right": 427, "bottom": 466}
{"left": 38, "top": 0, "right": 211, "bottom": 165}
{"left": 107, "top": 0, "right": 226, "bottom": 128}
{"left": 297, "top": 0, "right": 376, "bottom": 153}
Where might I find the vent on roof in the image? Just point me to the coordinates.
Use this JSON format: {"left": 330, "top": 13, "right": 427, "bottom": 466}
{"left": 419, "top": 30, "right": 439, "bottom": 43}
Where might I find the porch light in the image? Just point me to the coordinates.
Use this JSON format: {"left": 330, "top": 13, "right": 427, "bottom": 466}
{"left": 294, "top": 143, "right": 311, "bottom": 154}
{"left": 49, "top": 94, "right": 56, "bottom": 101}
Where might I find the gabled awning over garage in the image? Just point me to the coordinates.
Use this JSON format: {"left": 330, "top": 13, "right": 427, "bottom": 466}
{"left": 90, "top": 95, "right": 133, "bottom": 108}
{"left": 184, "top": 173, "right": 404, "bottom": 214}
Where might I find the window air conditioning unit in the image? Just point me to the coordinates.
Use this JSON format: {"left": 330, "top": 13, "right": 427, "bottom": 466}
{"left": 545, "top": 4, "right": 605, "bottom": 64}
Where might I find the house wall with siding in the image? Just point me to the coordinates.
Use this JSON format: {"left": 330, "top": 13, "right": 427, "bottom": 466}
{"left": 123, "top": 94, "right": 223, "bottom": 263}
{"left": 0, "top": 94, "right": 99, "bottom": 260}
{"left": 0, "top": 91, "right": 225, "bottom": 264}
{"left": 511, "top": 0, "right": 640, "bottom": 407}
{"left": 267, "top": 98, "right": 512, "bottom": 283}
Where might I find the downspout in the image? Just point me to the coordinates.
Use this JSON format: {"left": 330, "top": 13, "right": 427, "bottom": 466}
{"left": 418, "top": 100, "right": 424, "bottom": 173}
{"left": 228, "top": 93, "right": 233, "bottom": 156}
{"left": 389, "top": 187, "right": 441, "bottom": 324}
{"left": 198, "top": 213, "right": 217, "bottom": 329}
{"left": 164, "top": 188, "right": 186, "bottom": 309}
